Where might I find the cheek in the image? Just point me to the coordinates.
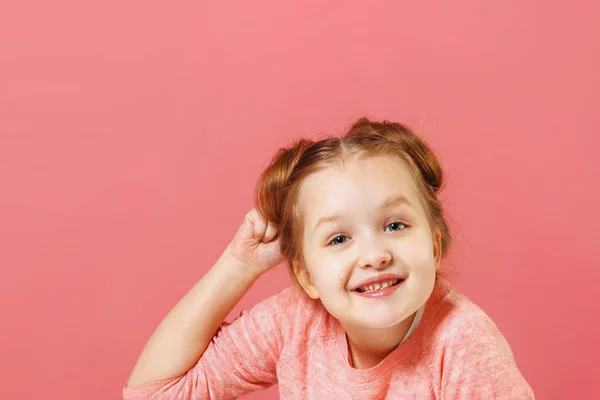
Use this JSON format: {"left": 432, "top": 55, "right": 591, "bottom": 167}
{"left": 408, "top": 256, "right": 437, "bottom": 274}
{"left": 306, "top": 253, "right": 348, "bottom": 289}
{"left": 401, "top": 235, "right": 437, "bottom": 269}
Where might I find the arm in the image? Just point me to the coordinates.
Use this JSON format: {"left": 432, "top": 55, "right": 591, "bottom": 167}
{"left": 124, "top": 209, "right": 285, "bottom": 399}
{"left": 126, "top": 252, "right": 260, "bottom": 386}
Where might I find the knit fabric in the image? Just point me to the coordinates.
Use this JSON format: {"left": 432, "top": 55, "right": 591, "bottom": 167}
{"left": 123, "top": 277, "right": 534, "bottom": 399}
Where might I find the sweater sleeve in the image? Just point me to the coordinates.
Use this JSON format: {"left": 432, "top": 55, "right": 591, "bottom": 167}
{"left": 123, "top": 288, "right": 294, "bottom": 400}
{"left": 437, "top": 308, "right": 535, "bottom": 400}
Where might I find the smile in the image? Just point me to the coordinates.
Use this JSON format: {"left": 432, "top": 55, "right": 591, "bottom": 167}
{"left": 356, "top": 279, "right": 401, "bottom": 293}
{"left": 351, "top": 274, "right": 405, "bottom": 298}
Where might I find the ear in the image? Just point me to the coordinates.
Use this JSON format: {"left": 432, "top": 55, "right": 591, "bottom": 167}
{"left": 292, "top": 260, "right": 320, "bottom": 299}
{"left": 433, "top": 230, "right": 443, "bottom": 268}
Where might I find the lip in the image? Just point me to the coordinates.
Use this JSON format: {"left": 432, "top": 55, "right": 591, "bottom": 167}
{"left": 354, "top": 280, "right": 403, "bottom": 298}
{"left": 350, "top": 273, "right": 406, "bottom": 292}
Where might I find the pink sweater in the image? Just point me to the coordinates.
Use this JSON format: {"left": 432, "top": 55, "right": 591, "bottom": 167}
{"left": 123, "top": 277, "right": 534, "bottom": 399}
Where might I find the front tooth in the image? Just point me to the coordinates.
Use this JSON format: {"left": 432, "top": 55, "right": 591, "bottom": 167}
{"left": 359, "top": 279, "right": 401, "bottom": 293}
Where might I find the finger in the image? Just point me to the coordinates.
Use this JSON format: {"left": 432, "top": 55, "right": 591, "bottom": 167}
{"left": 236, "top": 211, "right": 255, "bottom": 238}
{"left": 262, "top": 222, "right": 279, "bottom": 243}
{"left": 248, "top": 209, "right": 268, "bottom": 241}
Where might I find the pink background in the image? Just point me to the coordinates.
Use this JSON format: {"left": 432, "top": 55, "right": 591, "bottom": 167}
{"left": 1, "top": 1, "right": 598, "bottom": 399}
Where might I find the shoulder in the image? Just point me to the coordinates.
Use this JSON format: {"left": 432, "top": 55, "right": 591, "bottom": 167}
{"left": 422, "top": 279, "right": 515, "bottom": 363}
{"left": 243, "top": 285, "right": 333, "bottom": 343}
{"left": 248, "top": 284, "right": 322, "bottom": 318}
{"left": 430, "top": 283, "right": 509, "bottom": 348}
{"left": 421, "top": 279, "right": 534, "bottom": 398}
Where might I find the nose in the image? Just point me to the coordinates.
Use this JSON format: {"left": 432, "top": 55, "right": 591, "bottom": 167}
{"left": 357, "top": 238, "right": 393, "bottom": 269}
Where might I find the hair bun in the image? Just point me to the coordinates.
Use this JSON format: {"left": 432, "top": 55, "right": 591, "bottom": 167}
{"left": 346, "top": 118, "right": 445, "bottom": 194}
{"left": 409, "top": 136, "right": 444, "bottom": 193}
{"left": 254, "top": 139, "right": 313, "bottom": 225}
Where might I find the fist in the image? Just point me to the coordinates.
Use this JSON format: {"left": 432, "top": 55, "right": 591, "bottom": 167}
{"left": 225, "top": 209, "right": 285, "bottom": 276}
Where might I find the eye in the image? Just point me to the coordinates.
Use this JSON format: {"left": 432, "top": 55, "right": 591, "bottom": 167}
{"left": 328, "top": 235, "right": 350, "bottom": 246}
{"left": 385, "top": 221, "right": 407, "bottom": 232}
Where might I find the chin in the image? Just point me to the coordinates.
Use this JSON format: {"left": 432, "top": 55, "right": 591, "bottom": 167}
{"left": 361, "top": 313, "right": 410, "bottom": 329}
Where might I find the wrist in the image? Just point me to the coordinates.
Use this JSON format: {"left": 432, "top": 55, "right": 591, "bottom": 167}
{"left": 218, "top": 249, "right": 263, "bottom": 282}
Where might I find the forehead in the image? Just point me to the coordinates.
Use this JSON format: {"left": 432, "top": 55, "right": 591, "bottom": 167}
{"left": 296, "top": 155, "right": 423, "bottom": 225}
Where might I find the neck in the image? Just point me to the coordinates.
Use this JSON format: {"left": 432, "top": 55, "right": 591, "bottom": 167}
{"left": 342, "top": 311, "right": 417, "bottom": 370}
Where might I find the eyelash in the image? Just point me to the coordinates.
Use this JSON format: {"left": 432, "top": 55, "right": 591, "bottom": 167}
{"left": 327, "top": 221, "right": 408, "bottom": 246}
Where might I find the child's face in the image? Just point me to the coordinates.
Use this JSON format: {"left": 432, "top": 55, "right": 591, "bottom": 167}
{"left": 296, "top": 154, "right": 441, "bottom": 329}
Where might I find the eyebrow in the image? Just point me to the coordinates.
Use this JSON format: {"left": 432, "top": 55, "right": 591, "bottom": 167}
{"left": 380, "top": 195, "right": 412, "bottom": 209}
{"left": 313, "top": 195, "right": 413, "bottom": 230}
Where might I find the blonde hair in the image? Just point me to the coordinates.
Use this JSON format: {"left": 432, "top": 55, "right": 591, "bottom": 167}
{"left": 255, "top": 117, "right": 451, "bottom": 279}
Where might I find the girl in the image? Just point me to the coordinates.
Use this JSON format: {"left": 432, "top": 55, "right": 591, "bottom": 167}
{"left": 124, "top": 118, "right": 534, "bottom": 399}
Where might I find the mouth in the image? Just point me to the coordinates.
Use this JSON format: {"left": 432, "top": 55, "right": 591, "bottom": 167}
{"left": 354, "top": 278, "right": 403, "bottom": 293}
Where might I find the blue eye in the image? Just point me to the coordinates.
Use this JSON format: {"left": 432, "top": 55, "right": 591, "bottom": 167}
{"left": 329, "top": 235, "right": 350, "bottom": 246}
{"left": 385, "top": 221, "right": 406, "bottom": 232}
